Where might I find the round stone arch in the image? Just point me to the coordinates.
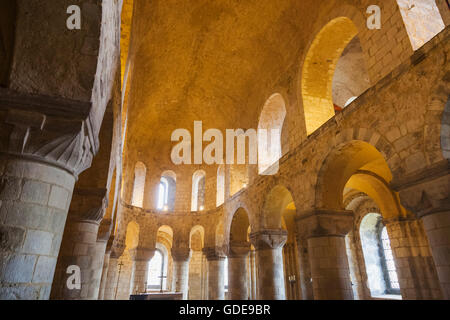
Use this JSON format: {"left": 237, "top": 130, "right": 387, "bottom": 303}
{"left": 260, "top": 184, "right": 296, "bottom": 229}
{"left": 346, "top": 170, "right": 406, "bottom": 220}
{"left": 227, "top": 208, "right": 251, "bottom": 244}
{"left": 156, "top": 226, "right": 174, "bottom": 250}
{"left": 156, "top": 224, "right": 174, "bottom": 246}
{"left": 314, "top": 136, "right": 400, "bottom": 212}
{"left": 257, "top": 93, "right": 287, "bottom": 175}
{"left": 296, "top": 2, "right": 367, "bottom": 81}
{"left": 257, "top": 90, "right": 291, "bottom": 153}
{"left": 266, "top": 87, "right": 294, "bottom": 156}
{"left": 344, "top": 194, "right": 383, "bottom": 230}
{"left": 296, "top": 3, "right": 368, "bottom": 136}
{"left": 189, "top": 225, "right": 205, "bottom": 251}
{"left": 224, "top": 197, "right": 255, "bottom": 231}
{"left": 421, "top": 75, "right": 450, "bottom": 164}
{"left": 124, "top": 220, "right": 140, "bottom": 251}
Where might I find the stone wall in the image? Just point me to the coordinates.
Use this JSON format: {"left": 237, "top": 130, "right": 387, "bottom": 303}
{"left": 113, "top": 26, "right": 449, "bottom": 300}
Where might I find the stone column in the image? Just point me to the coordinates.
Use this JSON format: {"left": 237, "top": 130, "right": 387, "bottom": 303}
{"left": 96, "top": 221, "right": 114, "bottom": 300}
{"left": 422, "top": 211, "right": 450, "bottom": 299}
{"left": 384, "top": 218, "right": 442, "bottom": 299}
{"left": 227, "top": 241, "right": 250, "bottom": 300}
{"left": 344, "top": 231, "right": 367, "bottom": 300}
{"left": 203, "top": 247, "right": 225, "bottom": 300}
{"left": 171, "top": 247, "right": 191, "bottom": 300}
{"left": 0, "top": 108, "right": 95, "bottom": 300}
{"left": 295, "top": 236, "right": 314, "bottom": 300}
{"left": 130, "top": 248, "right": 155, "bottom": 295}
{"left": 249, "top": 229, "right": 287, "bottom": 300}
{"left": 283, "top": 242, "right": 301, "bottom": 300}
{"left": 104, "top": 257, "right": 119, "bottom": 300}
{"left": 50, "top": 188, "right": 107, "bottom": 300}
{"left": 392, "top": 164, "right": 450, "bottom": 299}
{"left": 103, "top": 244, "right": 125, "bottom": 300}
{"left": 98, "top": 251, "right": 111, "bottom": 300}
{"left": 297, "top": 210, "right": 354, "bottom": 300}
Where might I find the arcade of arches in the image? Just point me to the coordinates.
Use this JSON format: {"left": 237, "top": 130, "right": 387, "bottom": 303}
{"left": 0, "top": 0, "right": 449, "bottom": 300}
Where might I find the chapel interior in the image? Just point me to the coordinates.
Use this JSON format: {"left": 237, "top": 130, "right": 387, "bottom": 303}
{"left": 0, "top": 0, "right": 449, "bottom": 300}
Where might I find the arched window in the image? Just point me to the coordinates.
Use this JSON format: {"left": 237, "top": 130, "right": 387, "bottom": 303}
{"left": 131, "top": 162, "right": 146, "bottom": 208}
{"left": 217, "top": 165, "right": 225, "bottom": 207}
{"left": 396, "top": 0, "right": 445, "bottom": 50}
{"left": 360, "top": 213, "right": 401, "bottom": 297}
{"left": 157, "top": 171, "right": 177, "bottom": 211}
{"left": 157, "top": 177, "right": 169, "bottom": 210}
{"left": 258, "top": 93, "right": 286, "bottom": 175}
{"left": 147, "top": 249, "right": 167, "bottom": 291}
{"left": 224, "top": 257, "right": 229, "bottom": 292}
{"left": 302, "top": 18, "right": 370, "bottom": 134}
{"left": 380, "top": 226, "right": 400, "bottom": 292}
{"left": 191, "top": 170, "right": 206, "bottom": 212}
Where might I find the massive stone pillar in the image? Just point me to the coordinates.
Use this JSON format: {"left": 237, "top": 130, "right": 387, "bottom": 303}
{"left": 98, "top": 251, "right": 111, "bottom": 300}
{"left": 297, "top": 210, "right": 354, "bottom": 300}
{"left": 50, "top": 189, "right": 107, "bottom": 300}
{"left": 171, "top": 247, "right": 191, "bottom": 300}
{"left": 295, "top": 236, "right": 314, "bottom": 300}
{"left": 392, "top": 163, "right": 450, "bottom": 299}
{"left": 103, "top": 257, "right": 119, "bottom": 300}
{"left": 227, "top": 241, "right": 250, "bottom": 300}
{"left": 103, "top": 244, "right": 125, "bottom": 300}
{"left": 0, "top": 107, "right": 94, "bottom": 300}
{"left": 283, "top": 242, "right": 302, "bottom": 300}
{"left": 130, "top": 248, "right": 155, "bottom": 295}
{"left": 384, "top": 218, "right": 442, "bottom": 299}
{"left": 344, "top": 231, "right": 367, "bottom": 300}
{"left": 96, "top": 221, "right": 114, "bottom": 300}
{"left": 203, "top": 247, "right": 225, "bottom": 300}
{"left": 249, "top": 229, "right": 287, "bottom": 300}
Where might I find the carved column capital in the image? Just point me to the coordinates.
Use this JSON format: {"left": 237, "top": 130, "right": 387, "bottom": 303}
{"left": 171, "top": 247, "right": 191, "bottom": 262}
{"left": 390, "top": 161, "right": 450, "bottom": 219}
{"left": 227, "top": 241, "right": 251, "bottom": 258}
{"left": 203, "top": 246, "right": 226, "bottom": 261}
{"left": 67, "top": 187, "right": 108, "bottom": 224}
{"left": 249, "top": 229, "right": 287, "bottom": 250}
{"left": 97, "top": 218, "right": 113, "bottom": 242}
{"left": 0, "top": 91, "right": 97, "bottom": 177}
{"left": 296, "top": 209, "right": 354, "bottom": 239}
{"left": 109, "top": 243, "right": 126, "bottom": 259}
{"left": 129, "top": 248, "right": 156, "bottom": 262}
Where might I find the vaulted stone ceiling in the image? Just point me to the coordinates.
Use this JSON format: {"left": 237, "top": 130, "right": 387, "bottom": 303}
{"left": 123, "top": 0, "right": 359, "bottom": 168}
